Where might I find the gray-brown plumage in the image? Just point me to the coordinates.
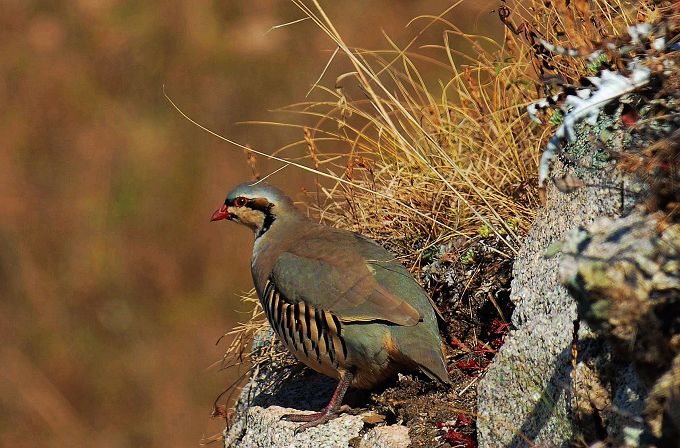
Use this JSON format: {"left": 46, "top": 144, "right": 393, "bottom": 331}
{"left": 211, "top": 182, "right": 450, "bottom": 431}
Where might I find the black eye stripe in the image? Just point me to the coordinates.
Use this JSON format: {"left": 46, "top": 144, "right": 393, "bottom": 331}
{"left": 247, "top": 199, "right": 272, "bottom": 213}
{"left": 225, "top": 197, "right": 271, "bottom": 210}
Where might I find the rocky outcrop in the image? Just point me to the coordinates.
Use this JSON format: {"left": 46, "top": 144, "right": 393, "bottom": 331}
{"left": 478, "top": 89, "right": 680, "bottom": 447}
{"left": 477, "top": 114, "right": 648, "bottom": 446}
{"left": 477, "top": 18, "right": 680, "bottom": 446}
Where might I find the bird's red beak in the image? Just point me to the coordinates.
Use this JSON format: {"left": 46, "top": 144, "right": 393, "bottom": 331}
{"left": 211, "top": 204, "right": 230, "bottom": 222}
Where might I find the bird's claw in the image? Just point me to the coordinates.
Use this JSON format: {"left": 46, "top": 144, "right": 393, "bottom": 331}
{"left": 280, "top": 411, "right": 338, "bottom": 433}
{"left": 280, "top": 411, "right": 322, "bottom": 423}
{"left": 292, "top": 414, "right": 335, "bottom": 434}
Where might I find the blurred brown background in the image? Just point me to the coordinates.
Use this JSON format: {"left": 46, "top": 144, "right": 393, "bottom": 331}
{"left": 0, "top": 1, "right": 498, "bottom": 446}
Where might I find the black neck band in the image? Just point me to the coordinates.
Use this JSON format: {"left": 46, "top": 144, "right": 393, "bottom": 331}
{"left": 257, "top": 210, "right": 276, "bottom": 238}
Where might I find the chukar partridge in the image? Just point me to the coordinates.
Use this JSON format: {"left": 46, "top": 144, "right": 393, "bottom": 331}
{"left": 211, "top": 182, "right": 450, "bottom": 431}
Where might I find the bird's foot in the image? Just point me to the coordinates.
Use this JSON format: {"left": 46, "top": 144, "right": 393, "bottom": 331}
{"left": 281, "top": 406, "right": 352, "bottom": 433}
{"left": 281, "top": 411, "right": 337, "bottom": 433}
{"left": 281, "top": 371, "right": 355, "bottom": 433}
{"left": 280, "top": 411, "right": 327, "bottom": 423}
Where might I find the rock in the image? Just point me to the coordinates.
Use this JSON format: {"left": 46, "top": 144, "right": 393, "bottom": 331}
{"left": 644, "top": 353, "right": 680, "bottom": 445}
{"left": 476, "top": 115, "right": 646, "bottom": 447}
{"left": 230, "top": 405, "right": 364, "bottom": 448}
{"left": 357, "top": 425, "right": 411, "bottom": 448}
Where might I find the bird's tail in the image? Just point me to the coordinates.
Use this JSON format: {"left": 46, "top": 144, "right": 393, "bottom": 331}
{"left": 417, "top": 351, "right": 451, "bottom": 385}
{"left": 393, "top": 327, "right": 451, "bottom": 385}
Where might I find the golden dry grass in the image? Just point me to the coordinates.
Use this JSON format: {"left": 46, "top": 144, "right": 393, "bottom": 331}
{"left": 264, "top": 0, "right": 667, "bottom": 259}
{"left": 259, "top": 1, "right": 542, "bottom": 260}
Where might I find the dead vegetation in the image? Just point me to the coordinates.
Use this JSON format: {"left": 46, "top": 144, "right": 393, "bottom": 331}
{"left": 210, "top": 0, "right": 680, "bottom": 446}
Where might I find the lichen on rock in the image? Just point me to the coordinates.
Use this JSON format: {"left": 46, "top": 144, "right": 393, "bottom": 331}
{"left": 560, "top": 214, "right": 680, "bottom": 444}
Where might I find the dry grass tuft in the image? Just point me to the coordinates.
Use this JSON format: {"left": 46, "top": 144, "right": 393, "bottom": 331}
{"left": 271, "top": 0, "right": 666, "bottom": 267}
{"left": 250, "top": 1, "right": 547, "bottom": 263}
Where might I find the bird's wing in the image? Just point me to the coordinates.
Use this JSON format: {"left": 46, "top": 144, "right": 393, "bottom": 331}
{"left": 270, "top": 231, "right": 423, "bottom": 326}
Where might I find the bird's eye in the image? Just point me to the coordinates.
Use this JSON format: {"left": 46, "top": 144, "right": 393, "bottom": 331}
{"left": 234, "top": 197, "right": 248, "bottom": 207}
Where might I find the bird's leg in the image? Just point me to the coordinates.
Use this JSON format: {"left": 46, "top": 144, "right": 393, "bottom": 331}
{"left": 281, "top": 370, "right": 354, "bottom": 432}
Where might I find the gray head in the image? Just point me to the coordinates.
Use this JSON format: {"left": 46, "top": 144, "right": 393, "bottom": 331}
{"left": 210, "top": 182, "right": 302, "bottom": 236}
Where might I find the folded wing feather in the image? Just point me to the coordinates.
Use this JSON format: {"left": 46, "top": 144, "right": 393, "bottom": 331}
{"left": 271, "top": 241, "right": 422, "bottom": 326}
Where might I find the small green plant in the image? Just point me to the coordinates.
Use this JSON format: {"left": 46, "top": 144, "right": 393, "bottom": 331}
{"left": 461, "top": 247, "right": 477, "bottom": 265}
{"left": 586, "top": 53, "right": 610, "bottom": 74}
{"left": 479, "top": 224, "right": 493, "bottom": 238}
{"left": 506, "top": 218, "right": 519, "bottom": 231}
{"left": 421, "top": 247, "right": 439, "bottom": 265}
{"left": 550, "top": 110, "right": 564, "bottom": 126}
